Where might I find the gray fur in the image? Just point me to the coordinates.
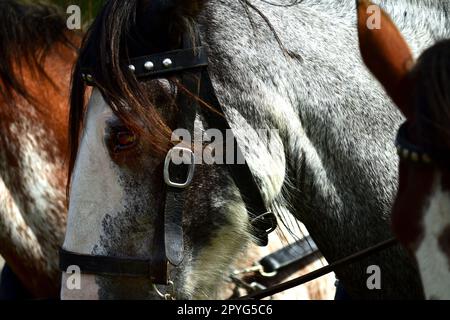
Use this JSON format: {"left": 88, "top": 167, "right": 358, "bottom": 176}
{"left": 197, "top": 0, "right": 450, "bottom": 298}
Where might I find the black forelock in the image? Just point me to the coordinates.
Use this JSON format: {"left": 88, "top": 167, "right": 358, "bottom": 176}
{"left": 0, "top": 0, "right": 74, "bottom": 103}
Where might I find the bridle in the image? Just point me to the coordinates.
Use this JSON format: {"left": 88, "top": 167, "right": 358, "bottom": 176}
{"left": 59, "top": 29, "right": 278, "bottom": 298}
{"left": 395, "top": 121, "right": 450, "bottom": 166}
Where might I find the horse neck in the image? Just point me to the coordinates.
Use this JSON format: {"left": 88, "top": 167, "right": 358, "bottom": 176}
{"left": 310, "top": 0, "right": 450, "bottom": 42}
{"left": 380, "top": 0, "right": 450, "bottom": 43}
{"left": 202, "top": 0, "right": 448, "bottom": 297}
{"left": 0, "top": 42, "right": 75, "bottom": 297}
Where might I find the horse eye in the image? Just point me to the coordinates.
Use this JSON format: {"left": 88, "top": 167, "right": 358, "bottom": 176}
{"left": 114, "top": 131, "right": 137, "bottom": 151}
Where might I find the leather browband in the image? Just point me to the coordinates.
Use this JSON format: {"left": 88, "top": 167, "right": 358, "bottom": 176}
{"left": 80, "top": 47, "right": 209, "bottom": 86}
{"left": 129, "top": 47, "right": 209, "bottom": 79}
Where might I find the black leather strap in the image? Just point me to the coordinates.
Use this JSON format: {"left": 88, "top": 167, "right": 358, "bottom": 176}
{"left": 80, "top": 47, "right": 208, "bottom": 85}
{"left": 150, "top": 191, "right": 169, "bottom": 284}
{"left": 259, "top": 236, "right": 318, "bottom": 274}
{"left": 162, "top": 70, "right": 201, "bottom": 267}
{"left": 227, "top": 237, "right": 320, "bottom": 298}
{"left": 199, "top": 70, "right": 277, "bottom": 246}
{"left": 129, "top": 47, "right": 208, "bottom": 79}
{"left": 59, "top": 248, "right": 152, "bottom": 278}
{"left": 163, "top": 188, "right": 185, "bottom": 266}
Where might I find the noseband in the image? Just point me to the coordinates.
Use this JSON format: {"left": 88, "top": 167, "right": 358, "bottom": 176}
{"left": 59, "top": 29, "right": 278, "bottom": 293}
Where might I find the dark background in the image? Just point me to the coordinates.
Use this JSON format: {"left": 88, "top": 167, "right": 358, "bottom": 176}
{"left": 44, "top": 0, "right": 106, "bottom": 28}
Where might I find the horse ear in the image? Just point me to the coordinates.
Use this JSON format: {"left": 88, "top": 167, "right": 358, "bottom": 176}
{"left": 357, "top": 0, "right": 415, "bottom": 118}
{"left": 137, "top": 0, "right": 205, "bottom": 47}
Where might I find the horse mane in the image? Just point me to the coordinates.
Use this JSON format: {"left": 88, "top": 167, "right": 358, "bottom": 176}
{"left": 412, "top": 39, "right": 450, "bottom": 150}
{"left": 69, "top": 0, "right": 206, "bottom": 180}
{"left": 0, "top": 0, "right": 76, "bottom": 104}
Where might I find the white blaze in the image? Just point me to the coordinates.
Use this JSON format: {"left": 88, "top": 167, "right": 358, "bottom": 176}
{"left": 416, "top": 174, "right": 450, "bottom": 299}
{"left": 62, "top": 89, "right": 125, "bottom": 300}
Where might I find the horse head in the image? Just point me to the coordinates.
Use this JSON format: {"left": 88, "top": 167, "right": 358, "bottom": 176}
{"left": 357, "top": 0, "right": 450, "bottom": 299}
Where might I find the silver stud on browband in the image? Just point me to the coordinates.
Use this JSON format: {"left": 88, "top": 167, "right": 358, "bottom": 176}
{"left": 411, "top": 152, "right": 419, "bottom": 162}
{"left": 422, "top": 154, "right": 432, "bottom": 164}
{"left": 402, "top": 149, "right": 410, "bottom": 159}
{"left": 397, "top": 147, "right": 433, "bottom": 164}
{"left": 144, "top": 61, "right": 154, "bottom": 71}
{"left": 129, "top": 65, "right": 136, "bottom": 72}
{"left": 163, "top": 58, "right": 173, "bottom": 68}
{"left": 86, "top": 74, "right": 94, "bottom": 83}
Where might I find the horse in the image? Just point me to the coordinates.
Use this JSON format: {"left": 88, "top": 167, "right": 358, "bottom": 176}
{"left": 0, "top": 1, "right": 331, "bottom": 300}
{"left": 0, "top": 0, "right": 78, "bottom": 298}
{"left": 357, "top": 0, "right": 450, "bottom": 299}
{"left": 60, "top": 0, "right": 450, "bottom": 299}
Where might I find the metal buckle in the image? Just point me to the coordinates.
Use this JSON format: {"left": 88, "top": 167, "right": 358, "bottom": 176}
{"left": 164, "top": 147, "right": 195, "bottom": 188}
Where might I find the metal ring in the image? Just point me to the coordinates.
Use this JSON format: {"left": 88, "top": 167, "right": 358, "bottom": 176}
{"left": 231, "top": 265, "right": 262, "bottom": 276}
{"left": 153, "top": 280, "right": 176, "bottom": 300}
{"left": 258, "top": 265, "right": 278, "bottom": 278}
{"left": 231, "top": 263, "right": 278, "bottom": 278}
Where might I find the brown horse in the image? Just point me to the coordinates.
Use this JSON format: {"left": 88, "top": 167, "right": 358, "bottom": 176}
{"left": 357, "top": 0, "right": 450, "bottom": 299}
{"left": 0, "top": 0, "right": 78, "bottom": 298}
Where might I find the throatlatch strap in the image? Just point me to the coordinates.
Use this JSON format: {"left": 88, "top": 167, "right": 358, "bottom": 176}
{"left": 199, "top": 70, "right": 277, "bottom": 246}
{"left": 259, "top": 236, "right": 318, "bottom": 274}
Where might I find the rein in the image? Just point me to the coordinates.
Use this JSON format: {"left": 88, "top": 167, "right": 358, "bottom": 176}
{"left": 228, "top": 235, "right": 320, "bottom": 298}
{"left": 237, "top": 237, "right": 398, "bottom": 300}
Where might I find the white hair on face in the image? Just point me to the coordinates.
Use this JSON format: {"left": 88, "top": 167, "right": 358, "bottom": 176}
{"left": 62, "top": 90, "right": 127, "bottom": 300}
{"left": 416, "top": 173, "right": 450, "bottom": 300}
{"left": 64, "top": 89, "right": 126, "bottom": 254}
